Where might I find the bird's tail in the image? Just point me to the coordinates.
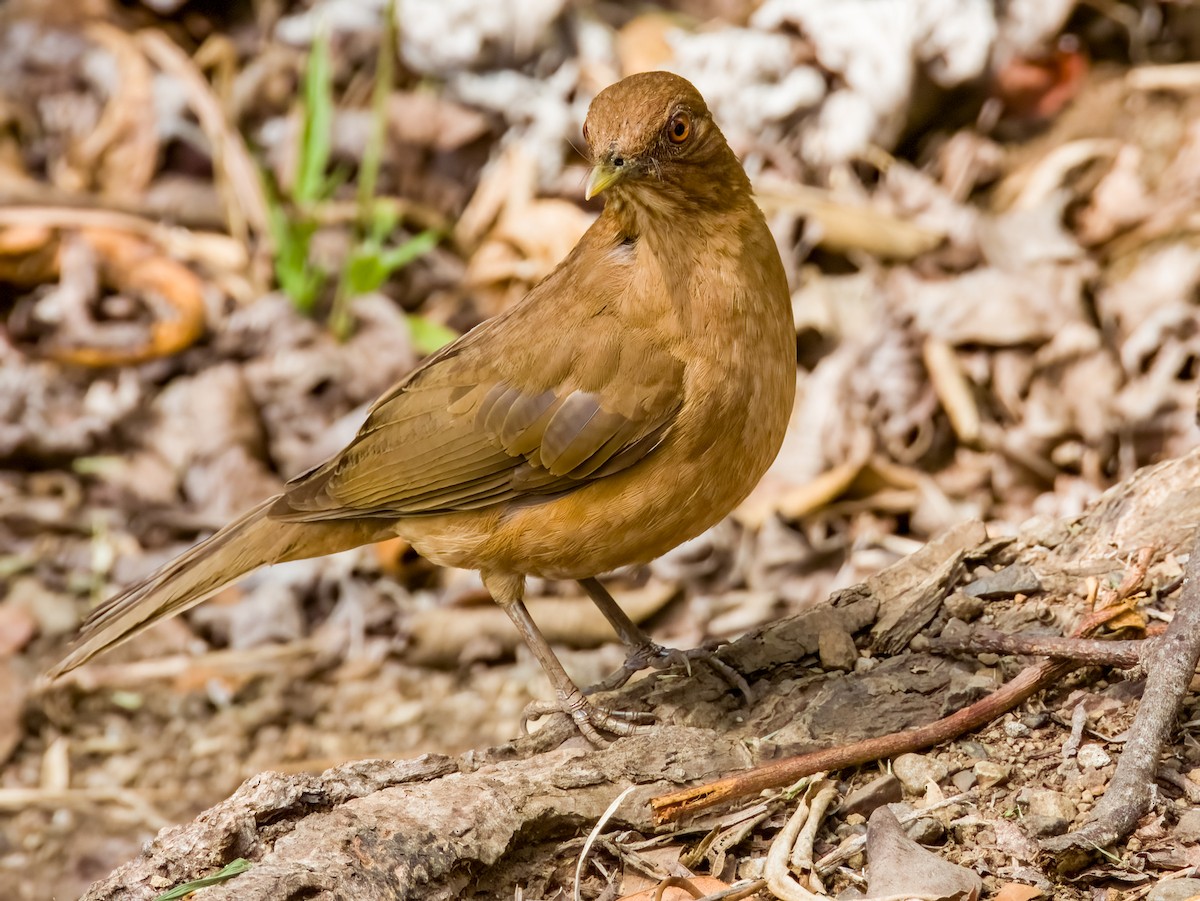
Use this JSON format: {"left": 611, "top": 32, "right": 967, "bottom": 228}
{"left": 48, "top": 498, "right": 387, "bottom": 678}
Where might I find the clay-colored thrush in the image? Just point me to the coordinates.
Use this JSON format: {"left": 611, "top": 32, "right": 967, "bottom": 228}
{"left": 50, "top": 72, "right": 796, "bottom": 743}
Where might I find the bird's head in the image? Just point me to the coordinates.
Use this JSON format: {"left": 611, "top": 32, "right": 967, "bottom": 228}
{"left": 582, "top": 71, "right": 746, "bottom": 209}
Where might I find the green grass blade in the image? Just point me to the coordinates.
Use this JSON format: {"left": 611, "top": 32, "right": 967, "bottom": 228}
{"left": 153, "top": 858, "right": 251, "bottom": 901}
{"left": 296, "top": 27, "right": 333, "bottom": 204}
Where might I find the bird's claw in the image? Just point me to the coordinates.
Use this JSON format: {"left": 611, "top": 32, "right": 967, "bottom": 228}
{"left": 520, "top": 690, "right": 655, "bottom": 746}
{"left": 593, "top": 642, "right": 754, "bottom": 703}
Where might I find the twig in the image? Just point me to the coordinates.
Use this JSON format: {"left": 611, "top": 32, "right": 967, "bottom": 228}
{"left": 929, "top": 629, "right": 1144, "bottom": 667}
{"left": 1042, "top": 537, "right": 1200, "bottom": 862}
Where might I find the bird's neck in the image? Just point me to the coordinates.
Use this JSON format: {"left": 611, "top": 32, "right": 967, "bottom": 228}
{"left": 604, "top": 186, "right": 755, "bottom": 246}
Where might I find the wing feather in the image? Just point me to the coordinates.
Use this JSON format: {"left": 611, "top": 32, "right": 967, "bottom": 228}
{"left": 271, "top": 304, "right": 686, "bottom": 521}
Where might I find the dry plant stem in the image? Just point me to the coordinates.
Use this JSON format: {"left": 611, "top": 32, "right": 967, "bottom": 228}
{"left": 1043, "top": 536, "right": 1200, "bottom": 855}
{"left": 651, "top": 876, "right": 707, "bottom": 900}
{"left": 651, "top": 656, "right": 1075, "bottom": 824}
{"left": 929, "top": 629, "right": 1144, "bottom": 667}
{"left": 764, "top": 777, "right": 839, "bottom": 901}
{"left": 687, "top": 880, "right": 767, "bottom": 901}
{"left": 135, "top": 30, "right": 269, "bottom": 245}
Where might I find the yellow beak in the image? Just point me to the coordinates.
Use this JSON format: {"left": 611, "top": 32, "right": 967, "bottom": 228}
{"left": 585, "top": 163, "right": 623, "bottom": 200}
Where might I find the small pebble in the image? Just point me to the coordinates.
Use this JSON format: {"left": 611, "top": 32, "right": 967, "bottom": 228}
{"left": 1026, "top": 789, "right": 1076, "bottom": 822}
{"left": 964, "top": 563, "right": 1043, "bottom": 599}
{"left": 973, "top": 761, "right": 1010, "bottom": 786}
{"left": 1004, "top": 720, "right": 1030, "bottom": 738}
{"left": 1076, "top": 743, "right": 1112, "bottom": 769}
{"left": 1174, "top": 808, "right": 1200, "bottom": 843}
{"left": 1024, "top": 815, "right": 1069, "bottom": 837}
{"left": 893, "top": 753, "right": 949, "bottom": 795}
{"left": 958, "top": 740, "right": 989, "bottom": 760}
{"left": 1020, "top": 712, "right": 1049, "bottom": 729}
{"left": 842, "top": 773, "right": 903, "bottom": 817}
{"left": 817, "top": 626, "right": 858, "bottom": 672}
{"left": 951, "top": 769, "right": 977, "bottom": 793}
{"left": 940, "top": 617, "right": 971, "bottom": 641}
{"left": 905, "top": 817, "right": 945, "bottom": 844}
{"left": 943, "top": 591, "right": 985, "bottom": 622}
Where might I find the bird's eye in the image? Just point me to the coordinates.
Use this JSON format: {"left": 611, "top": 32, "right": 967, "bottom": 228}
{"left": 668, "top": 113, "right": 691, "bottom": 144}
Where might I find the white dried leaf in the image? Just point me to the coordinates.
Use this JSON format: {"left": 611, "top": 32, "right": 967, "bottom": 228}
{"left": 753, "top": 0, "right": 994, "bottom": 162}
{"left": 397, "top": 0, "right": 568, "bottom": 75}
{"left": 891, "top": 264, "right": 1089, "bottom": 347}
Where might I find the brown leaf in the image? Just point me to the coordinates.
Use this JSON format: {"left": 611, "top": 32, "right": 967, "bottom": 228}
{"left": 618, "top": 876, "right": 740, "bottom": 901}
{"left": 0, "top": 602, "right": 37, "bottom": 656}
{"left": 32, "top": 228, "right": 207, "bottom": 367}
{"left": 864, "top": 805, "right": 981, "bottom": 900}
{"left": 79, "top": 23, "right": 159, "bottom": 200}
{"left": 993, "top": 883, "right": 1043, "bottom": 901}
{"left": 0, "top": 659, "right": 27, "bottom": 767}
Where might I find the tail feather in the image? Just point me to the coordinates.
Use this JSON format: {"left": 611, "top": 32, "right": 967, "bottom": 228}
{"left": 49, "top": 498, "right": 387, "bottom": 678}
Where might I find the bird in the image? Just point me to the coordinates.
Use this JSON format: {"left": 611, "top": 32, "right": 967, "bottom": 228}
{"left": 49, "top": 71, "right": 797, "bottom": 745}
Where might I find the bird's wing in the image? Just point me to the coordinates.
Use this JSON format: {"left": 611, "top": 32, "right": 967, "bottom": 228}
{"left": 271, "top": 313, "right": 685, "bottom": 521}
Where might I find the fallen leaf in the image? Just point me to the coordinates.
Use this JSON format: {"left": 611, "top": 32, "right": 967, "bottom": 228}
{"left": 618, "top": 876, "right": 740, "bottom": 901}
{"left": 0, "top": 602, "right": 37, "bottom": 656}
{"left": 993, "top": 882, "right": 1044, "bottom": 901}
{"left": 0, "top": 660, "right": 27, "bottom": 767}
{"left": 864, "top": 805, "right": 981, "bottom": 900}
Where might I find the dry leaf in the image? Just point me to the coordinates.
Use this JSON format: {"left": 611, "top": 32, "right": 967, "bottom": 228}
{"left": 44, "top": 229, "right": 208, "bottom": 366}
{"left": 0, "top": 603, "right": 37, "bottom": 656}
{"left": 0, "top": 660, "right": 27, "bottom": 767}
{"left": 864, "top": 806, "right": 981, "bottom": 900}
{"left": 617, "top": 876, "right": 740, "bottom": 901}
{"left": 992, "top": 883, "right": 1043, "bottom": 901}
{"left": 77, "top": 23, "right": 159, "bottom": 200}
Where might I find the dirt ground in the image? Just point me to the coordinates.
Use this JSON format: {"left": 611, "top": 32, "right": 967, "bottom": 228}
{"left": 3, "top": 1, "right": 1200, "bottom": 899}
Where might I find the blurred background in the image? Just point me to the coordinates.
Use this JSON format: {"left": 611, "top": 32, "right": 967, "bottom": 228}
{"left": 1, "top": 0, "right": 1199, "bottom": 896}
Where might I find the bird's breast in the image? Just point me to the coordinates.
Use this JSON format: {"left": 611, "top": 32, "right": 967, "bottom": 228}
{"left": 401, "top": 210, "right": 796, "bottom": 580}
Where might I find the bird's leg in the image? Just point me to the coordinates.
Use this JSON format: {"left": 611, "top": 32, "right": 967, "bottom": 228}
{"left": 483, "top": 572, "right": 654, "bottom": 745}
{"left": 578, "top": 577, "right": 753, "bottom": 701}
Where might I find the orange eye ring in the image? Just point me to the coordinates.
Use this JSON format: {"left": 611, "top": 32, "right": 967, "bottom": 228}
{"left": 668, "top": 113, "right": 691, "bottom": 144}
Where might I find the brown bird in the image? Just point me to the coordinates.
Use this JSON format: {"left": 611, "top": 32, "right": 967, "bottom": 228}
{"left": 50, "top": 71, "right": 796, "bottom": 744}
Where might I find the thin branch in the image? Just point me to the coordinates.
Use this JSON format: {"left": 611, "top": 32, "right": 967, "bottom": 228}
{"left": 929, "top": 629, "right": 1145, "bottom": 667}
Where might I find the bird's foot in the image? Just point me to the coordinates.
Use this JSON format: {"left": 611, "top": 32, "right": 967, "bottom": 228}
{"left": 521, "top": 688, "right": 655, "bottom": 746}
{"left": 592, "top": 641, "right": 753, "bottom": 703}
